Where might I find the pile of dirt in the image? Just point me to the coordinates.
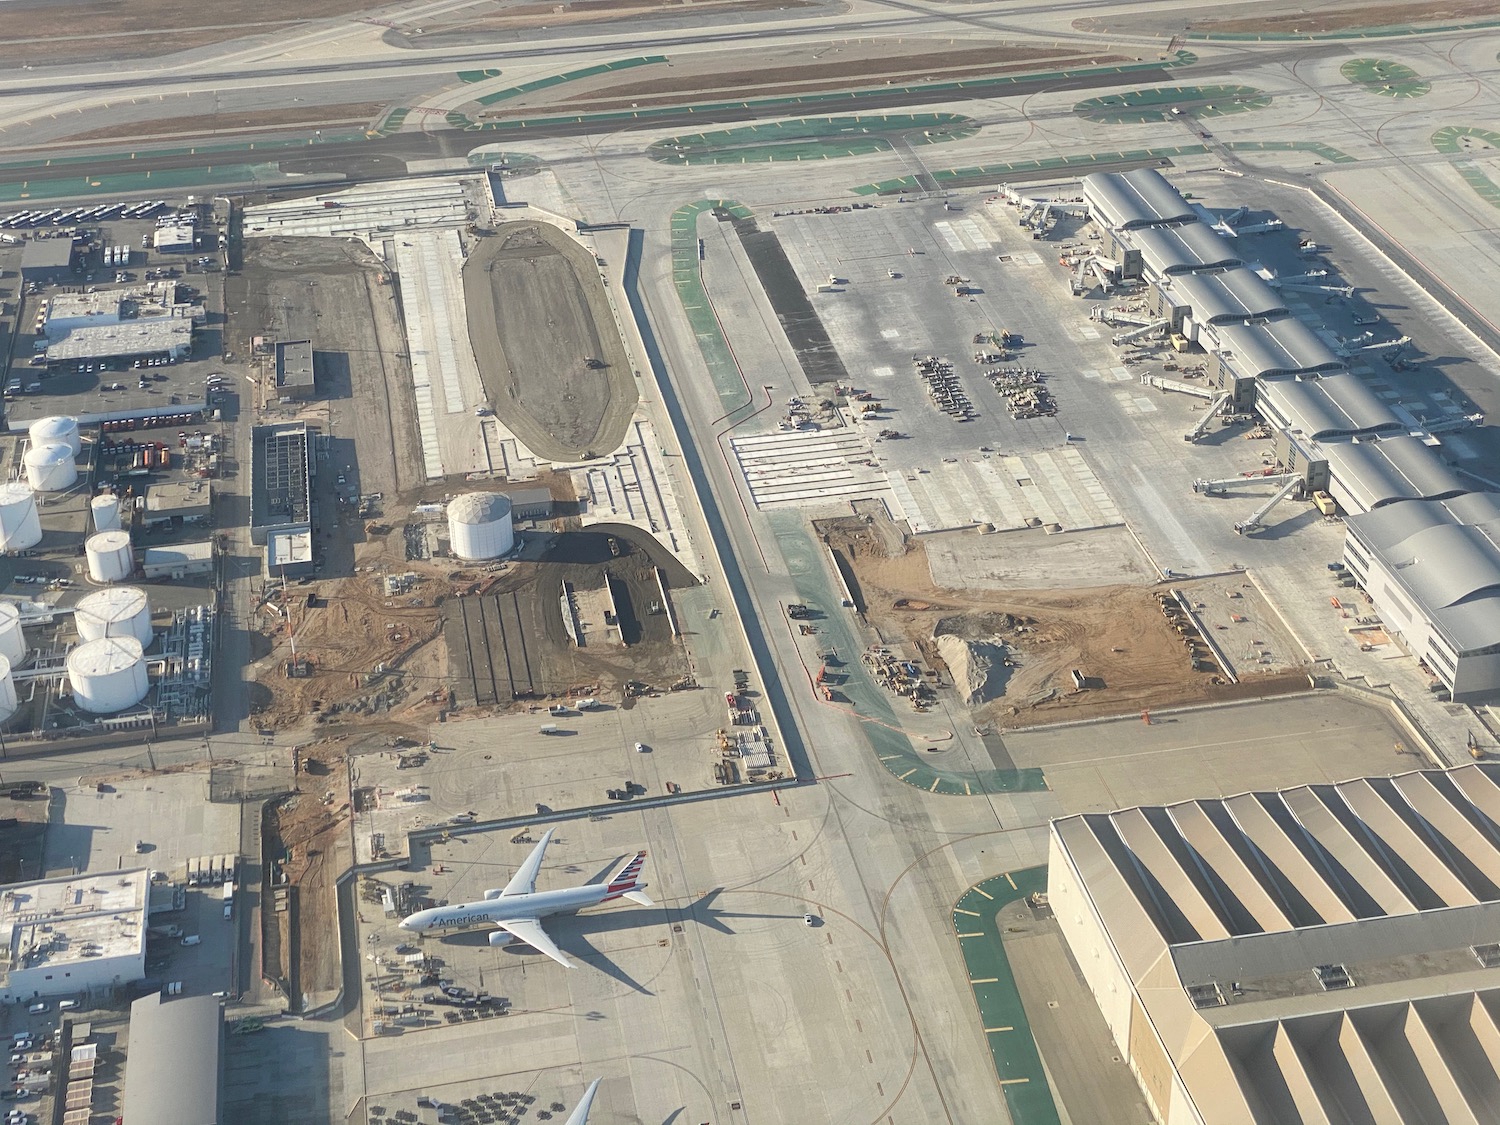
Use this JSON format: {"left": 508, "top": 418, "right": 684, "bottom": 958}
{"left": 935, "top": 633, "right": 1011, "bottom": 706}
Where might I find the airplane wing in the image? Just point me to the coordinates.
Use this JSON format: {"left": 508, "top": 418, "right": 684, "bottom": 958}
{"left": 564, "top": 1078, "right": 602, "bottom": 1125}
{"left": 491, "top": 917, "right": 572, "bottom": 968}
{"left": 500, "top": 828, "right": 554, "bottom": 897}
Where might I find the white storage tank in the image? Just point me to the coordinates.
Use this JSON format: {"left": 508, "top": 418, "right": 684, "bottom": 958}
{"left": 85, "top": 530, "right": 134, "bottom": 583}
{"left": 24, "top": 442, "right": 76, "bottom": 493}
{"left": 74, "top": 586, "right": 153, "bottom": 647}
{"left": 0, "top": 603, "right": 25, "bottom": 667}
{"left": 0, "top": 654, "right": 17, "bottom": 725}
{"left": 0, "top": 483, "right": 42, "bottom": 552}
{"left": 90, "top": 493, "right": 122, "bottom": 532}
{"left": 28, "top": 416, "right": 80, "bottom": 457}
{"left": 67, "top": 636, "right": 147, "bottom": 714}
{"left": 448, "top": 493, "right": 514, "bottom": 561}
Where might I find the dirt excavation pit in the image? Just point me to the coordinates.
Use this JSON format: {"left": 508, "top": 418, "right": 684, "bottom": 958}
{"left": 463, "top": 221, "right": 636, "bottom": 462}
{"left": 819, "top": 514, "right": 1308, "bottom": 727}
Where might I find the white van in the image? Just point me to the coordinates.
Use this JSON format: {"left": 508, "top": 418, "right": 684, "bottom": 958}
{"left": 56, "top": 1000, "right": 77, "bottom": 1011}
{"left": 180, "top": 935, "right": 201, "bottom": 947}
{"left": 538, "top": 724, "right": 559, "bottom": 735}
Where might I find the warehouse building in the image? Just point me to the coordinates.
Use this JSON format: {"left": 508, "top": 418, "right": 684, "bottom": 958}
{"left": 502, "top": 485, "right": 554, "bottom": 520}
{"left": 274, "top": 339, "right": 316, "bottom": 400}
{"left": 249, "top": 422, "right": 312, "bottom": 545}
{"left": 265, "top": 526, "right": 314, "bottom": 579}
{"left": 142, "top": 542, "right": 214, "bottom": 580}
{"left": 19, "top": 236, "right": 72, "bottom": 283}
{"left": 121, "top": 992, "right": 223, "bottom": 1125}
{"left": 0, "top": 868, "right": 148, "bottom": 1002}
{"left": 43, "top": 318, "right": 194, "bottom": 364}
{"left": 144, "top": 479, "right": 213, "bottom": 527}
{"left": 1051, "top": 763, "right": 1500, "bottom": 1125}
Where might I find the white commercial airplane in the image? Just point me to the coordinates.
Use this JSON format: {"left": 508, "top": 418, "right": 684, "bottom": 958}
{"left": 399, "top": 829, "right": 652, "bottom": 967}
{"left": 565, "top": 1078, "right": 601, "bottom": 1125}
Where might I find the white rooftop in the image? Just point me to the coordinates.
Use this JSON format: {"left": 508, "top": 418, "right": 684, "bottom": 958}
{"left": 1, "top": 868, "right": 149, "bottom": 980}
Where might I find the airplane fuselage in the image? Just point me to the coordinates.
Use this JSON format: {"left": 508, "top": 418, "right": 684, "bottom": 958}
{"left": 402, "top": 883, "right": 615, "bottom": 933}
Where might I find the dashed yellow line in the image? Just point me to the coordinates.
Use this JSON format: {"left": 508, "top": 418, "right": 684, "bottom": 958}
{"left": 930, "top": 777, "right": 942, "bottom": 792}
{"left": 897, "top": 769, "right": 917, "bottom": 781}
{"left": 956, "top": 932, "right": 984, "bottom": 938}
{"left": 998, "top": 1078, "right": 1030, "bottom": 1086}
{"left": 1006, "top": 873, "right": 1017, "bottom": 890}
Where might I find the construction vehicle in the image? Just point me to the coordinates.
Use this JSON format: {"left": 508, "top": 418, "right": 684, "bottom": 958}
{"left": 786, "top": 603, "right": 812, "bottom": 620}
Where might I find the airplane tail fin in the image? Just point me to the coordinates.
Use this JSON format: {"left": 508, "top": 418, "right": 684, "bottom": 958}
{"left": 601, "top": 851, "right": 648, "bottom": 902}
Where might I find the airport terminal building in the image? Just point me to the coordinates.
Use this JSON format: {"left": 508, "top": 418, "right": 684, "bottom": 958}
{"left": 1080, "top": 167, "right": 1500, "bottom": 700}
{"left": 1050, "top": 764, "right": 1500, "bottom": 1125}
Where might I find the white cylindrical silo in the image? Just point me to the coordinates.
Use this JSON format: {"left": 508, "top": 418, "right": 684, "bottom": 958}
{"left": 90, "top": 493, "right": 122, "bottom": 532}
{"left": 0, "top": 483, "right": 42, "bottom": 552}
{"left": 67, "top": 636, "right": 147, "bottom": 714}
{"left": 448, "top": 493, "right": 514, "bottom": 560}
{"left": 74, "top": 586, "right": 152, "bottom": 647}
{"left": 0, "top": 653, "right": 17, "bottom": 725}
{"left": 0, "top": 603, "right": 26, "bottom": 668}
{"left": 24, "top": 442, "right": 77, "bottom": 492}
{"left": 85, "top": 530, "right": 134, "bottom": 583}
{"left": 28, "top": 416, "right": 80, "bottom": 457}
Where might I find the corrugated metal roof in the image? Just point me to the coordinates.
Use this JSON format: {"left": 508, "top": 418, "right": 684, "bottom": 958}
{"left": 121, "top": 993, "right": 221, "bottom": 1125}
{"left": 1317, "top": 436, "right": 1468, "bottom": 514}
{"left": 1256, "top": 372, "right": 1399, "bottom": 439}
{"left": 1082, "top": 168, "right": 1198, "bottom": 230}
{"left": 1053, "top": 765, "right": 1500, "bottom": 1125}
{"left": 1213, "top": 318, "right": 1346, "bottom": 378}
{"left": 1169, "top": 267, "right": 1288, "bottom": 324}
{"left": 1131, "top": 222, "right": 1244, "bottom": 276}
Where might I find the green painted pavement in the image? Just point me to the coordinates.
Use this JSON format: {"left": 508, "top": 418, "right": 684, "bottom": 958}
{"left": 0, "top": 162, "right": 281, "bottom": 202}
{"left": 1432, "top": 125, "right": 1500, "bottom": 153}
{"left": 953, "top": 868, "right": 1061, "bottom": 1125}
{"left": 1340, "top": 57, "right": 1430, "bottom": 97}
{"left": 1222, "top": 140, "right": 1357, "bottom": 163}
{"left": 1187, "top": 17, "right": 1500, "bottom": 40}
{"left": 670, "top": 199, "right": 756, "bottom": 410}
{"left": 849, "top": 145, "right": 1208, "bottom": 195}
{"left": 647, "top": 112, "right": 977, "bottom": 165}
{"left": 457, "top": 68, "right": 502, "bottom": 84}
{"left": 1432, "top": 127, "right": 1500, "bottom": 209}
{"left": 1075, "top": 84, "right": 1270, "bottom": 123}
{"left": 445, "top": 50, "right": 1199, "bottom": 132}
{"left": 473, "top": 55, "right": 668, "bottom": 106}
{"left": 371, "top": 107, "right": 410, "bottom": 137}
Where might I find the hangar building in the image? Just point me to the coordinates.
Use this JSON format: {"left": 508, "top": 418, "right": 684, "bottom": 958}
{"left": 121, "top": 992, "right": 224, "bottom": 1125}
{"left": 1051, "top": 764, "right": 1500, "bottom": 1125}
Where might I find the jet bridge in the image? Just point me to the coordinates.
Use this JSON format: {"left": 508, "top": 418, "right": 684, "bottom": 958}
{"left": 1111, "top": 318, "right": 1170, "bottom": 346}
{"left": 1234, "top": 475, "right": 1303, "bottom": 535}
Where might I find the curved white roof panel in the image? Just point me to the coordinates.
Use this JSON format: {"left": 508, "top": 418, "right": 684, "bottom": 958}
{"left": 1347, "top": 492, "right": 1500, "bottom": 652}
{"left": 1257, "top": 373, "right": 1397, "bottom": 441}
{"left": 1214, "top": 317, "right": 1346, "bottom": 379}
{"left": 1082, "top": 168, "right": 1198, "bottom": 230}
{"left": 1169, "top": 267, "right": 1288, "bottom": 324}
{"left": 1318, "top": 436, "right": 1469, "bottom": 514}
{"left": 1132, "top": 223, "right": 1244, "bottom": 276}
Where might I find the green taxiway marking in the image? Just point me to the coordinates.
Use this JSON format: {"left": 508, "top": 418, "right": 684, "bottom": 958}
{"left": 953, "top": 868, "right": 1060, "bottom": 1125}
{"left": 1340, "top": 58, "right": 1430, "bottom": 98}
{"left": 1075, "top": 84, "right": 1270, "bottom": 124}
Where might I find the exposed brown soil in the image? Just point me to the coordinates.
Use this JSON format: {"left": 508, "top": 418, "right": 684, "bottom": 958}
{"left": 1081, "top": 0, "right": 1500, "bottom": 35}
{"left": 264, "top": 737, "right": 355, "bottom": 1009}
{"left": 58, "top": 103, "right": 386, "bottom": 144}
{"left": 410, "top": 0, "right": 814, "bottom": 39}
{"left": 0, "top": 0, "right": 384, "bottom": 65}
{"left": 820, "top": 514, "right": 1306, "bottom": 728}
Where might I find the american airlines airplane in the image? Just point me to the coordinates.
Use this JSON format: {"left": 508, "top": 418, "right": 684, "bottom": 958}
{"left": 399, "top": 829, "right": 651, "bottom": 967}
